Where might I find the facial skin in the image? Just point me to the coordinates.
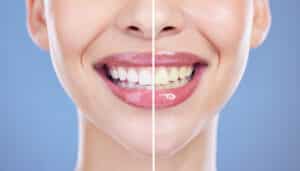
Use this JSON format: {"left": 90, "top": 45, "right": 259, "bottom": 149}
{"left": 27, "top": 0, "right": 271, "bottom": 166}
{"left": 154, "top": 0, "right": 271, "bottom": 156}
{"left": 28, "top": 0, "right": 154, "bottom": 157}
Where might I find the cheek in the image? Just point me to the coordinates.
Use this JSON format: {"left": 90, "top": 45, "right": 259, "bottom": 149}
{"left": 44, "top": 0, "right": 124, "bottom": 103}
{"left": 177, "top": 1, "right": 254, "bottom": 119}
{"left": 208, "top": 2, "right": 253, "bottom": 114}
{"left": 47, "top": 0, "right": 123, "bottom": 57}
{"left": 184, "top": 0, "right": 253, "bottom": 55}
{"left": 43, "top": 1, "right": 119, "bottom": 117}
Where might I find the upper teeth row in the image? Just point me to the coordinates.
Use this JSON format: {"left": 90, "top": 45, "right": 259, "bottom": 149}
{"left": 109, "top": 66, "right": 193, "bottom": 85}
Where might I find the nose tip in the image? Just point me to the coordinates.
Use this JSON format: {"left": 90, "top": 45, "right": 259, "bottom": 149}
{"left": 115, "top": 2, "right": 184, "bottom": 40}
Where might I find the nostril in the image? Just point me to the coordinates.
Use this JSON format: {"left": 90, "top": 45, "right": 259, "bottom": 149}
{"left": 158, "top": 25, "right": 180, "bottom": 38}
{"left": 127, "top": 25, "right": 140, "bottom": 32}
{"left": 162, "top": 26, "right": 176, "bottom": 32}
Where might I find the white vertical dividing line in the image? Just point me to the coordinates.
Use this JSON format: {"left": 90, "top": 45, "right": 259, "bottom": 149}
{"left": 151, "top": 0, "right": 156, "bottom": 169}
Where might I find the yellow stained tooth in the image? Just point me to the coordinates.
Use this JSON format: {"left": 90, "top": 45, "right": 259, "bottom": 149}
{"left": 179, "top": 78, "right": 188, "bottom": 86}
{"left": 171, "top": 80, "right": 181, "bottom": 88}
{"left": 179, "top": 66, "right": 187, "bottom": 79}
{"left": 185, "top": 67, "right": 193, "bottom": 77}
{"left": 169, "top": 67, "right": 179, "bottom": 82}
{"left": 155, "top": 67, "right": 169, "bottom": 85}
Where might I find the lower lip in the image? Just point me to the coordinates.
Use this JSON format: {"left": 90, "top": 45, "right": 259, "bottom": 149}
{"left": 96, "top": 64, "right": 206, "bottom": 109}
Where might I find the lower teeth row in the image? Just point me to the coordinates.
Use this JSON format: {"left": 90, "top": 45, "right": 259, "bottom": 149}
{"left": 116, "top": 78, "right": 190, "bottom": 90}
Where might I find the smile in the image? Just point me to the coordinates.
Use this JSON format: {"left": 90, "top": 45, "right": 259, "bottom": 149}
{"left": 94, "top": 52, "right": 208, "bottom": 109}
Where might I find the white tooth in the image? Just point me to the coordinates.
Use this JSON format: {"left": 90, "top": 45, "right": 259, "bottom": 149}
{"left": 127, "top": 68, "right": 138, "bottom": 83}
{"left": 135, "top": 84, "right": 144, "bottom": 89}
{"left": 179, "top": 66, "right": 188, "bottom": 79}
{"left": 118, "top": 82, "right": 126, "bottom": 88}
{"left": 117, "top": 67, "right": 127, "bottom": 81}
{"left": 138, "top": 68, "right": 152, "bottom": 85}
{"left": 110, "top": 67, "right": 119, "bottom": 79}
{"left": 168, "top": 67, "right": 179, "bottom": 82}
{"left": 127, "top": 82, "right": 136, "bottom": 88}
{"left": 145, "top": 85, "right": 152, "bottom": 90}
{"left": 155, "top": 67, "right": 169, "bottom": 85}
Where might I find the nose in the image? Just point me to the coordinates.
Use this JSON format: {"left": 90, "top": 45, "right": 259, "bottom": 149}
{"left": 155, "top": 2, "right": 184, "bottom": 39}
{"left": 115, "top": 1, "right": 184, "bottom": 40}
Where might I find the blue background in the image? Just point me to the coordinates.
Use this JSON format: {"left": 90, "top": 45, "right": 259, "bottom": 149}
{"left": 1, "top": 1, "right": 299, "bottom": 171}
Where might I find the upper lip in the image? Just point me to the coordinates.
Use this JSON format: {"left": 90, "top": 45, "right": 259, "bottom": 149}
{"left": 93, "top": 51, "right": 209, "bottom": 68}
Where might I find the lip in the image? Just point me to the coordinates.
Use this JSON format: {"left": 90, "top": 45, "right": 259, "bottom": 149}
{"left": 93, "top": 52, "right": 208, "bottom": 109}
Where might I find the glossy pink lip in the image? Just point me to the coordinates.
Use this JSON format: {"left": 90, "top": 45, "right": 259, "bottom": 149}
{"left": 93, "top": 52, "right": 208, "bottom": 109}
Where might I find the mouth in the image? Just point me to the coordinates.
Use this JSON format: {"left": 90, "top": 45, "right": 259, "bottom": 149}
{"left": 93, "top": 52, "right": 208, "bottom": 109}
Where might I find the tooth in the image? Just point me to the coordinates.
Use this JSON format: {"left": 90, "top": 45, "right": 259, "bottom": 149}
{"left": 115, "top": 66, "right": 192, "bottom": 89}
{"left": 110, "top": 67, "right": 119, "bottom": 79}
{"left": 118, "top": 82, "right": 126, "bottom": 88}
{"left": 179, "top": 66, "right": 188, "bottom": 79}
{"left": 168, "top": 67, "right": 179, "bottom": 82}
{"left": 155, "top": 67, "right": 169, "bottom": 85}
{"left": 127, "top": 82, "right": 136, "bottom": 88}
{"left": 145, "top": 85, "right": 152, "bottom": 90}
{"left": 179, "top": 79, "right": 188, "bottom": 86}
{"left": 162, "top": 84, "right": 171, "bottom": 89}
{"left": 167, "top": 78, "right": 188, "bottom": 89}
{"left": 117, "top": 67, "right": 127, "bottom": 81}
{"left": 171, "top": 80, "right": 180, "bottom": 88}
{"left": 127, "top": 68, "right": 138, "bottom": 83}
{"left": 186, "top": 66, "right": 193, "bottom": 77}
{"left": 135, "top": 84, "right": 144, "bottom": 89}
{"left": 138, "top": 68, "right": 152, "bottom": 85}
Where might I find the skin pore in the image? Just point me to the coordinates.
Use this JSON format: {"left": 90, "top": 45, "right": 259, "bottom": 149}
{"left": 26, "top": 0, "right": 271, "bottom": 171}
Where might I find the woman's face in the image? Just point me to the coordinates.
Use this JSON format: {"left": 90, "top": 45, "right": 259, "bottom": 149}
{"left": 28, "top": 0, "right": 270, "bottom": 157}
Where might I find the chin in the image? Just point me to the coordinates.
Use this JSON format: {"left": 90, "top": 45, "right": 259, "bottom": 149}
{"left": 106, "top": 115, "right": 154, "bottom": 158}
{"left": 123, "top": 133, "right": 153, "bottom": 158}
{"left": 155, "top": 137, "right": 184, "bottom": 157}
{"left": 154, "top": 127, "right": 200, "bottom": 158}
{"left": 154, "top": 105, "right": 218, "bottom": 158}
